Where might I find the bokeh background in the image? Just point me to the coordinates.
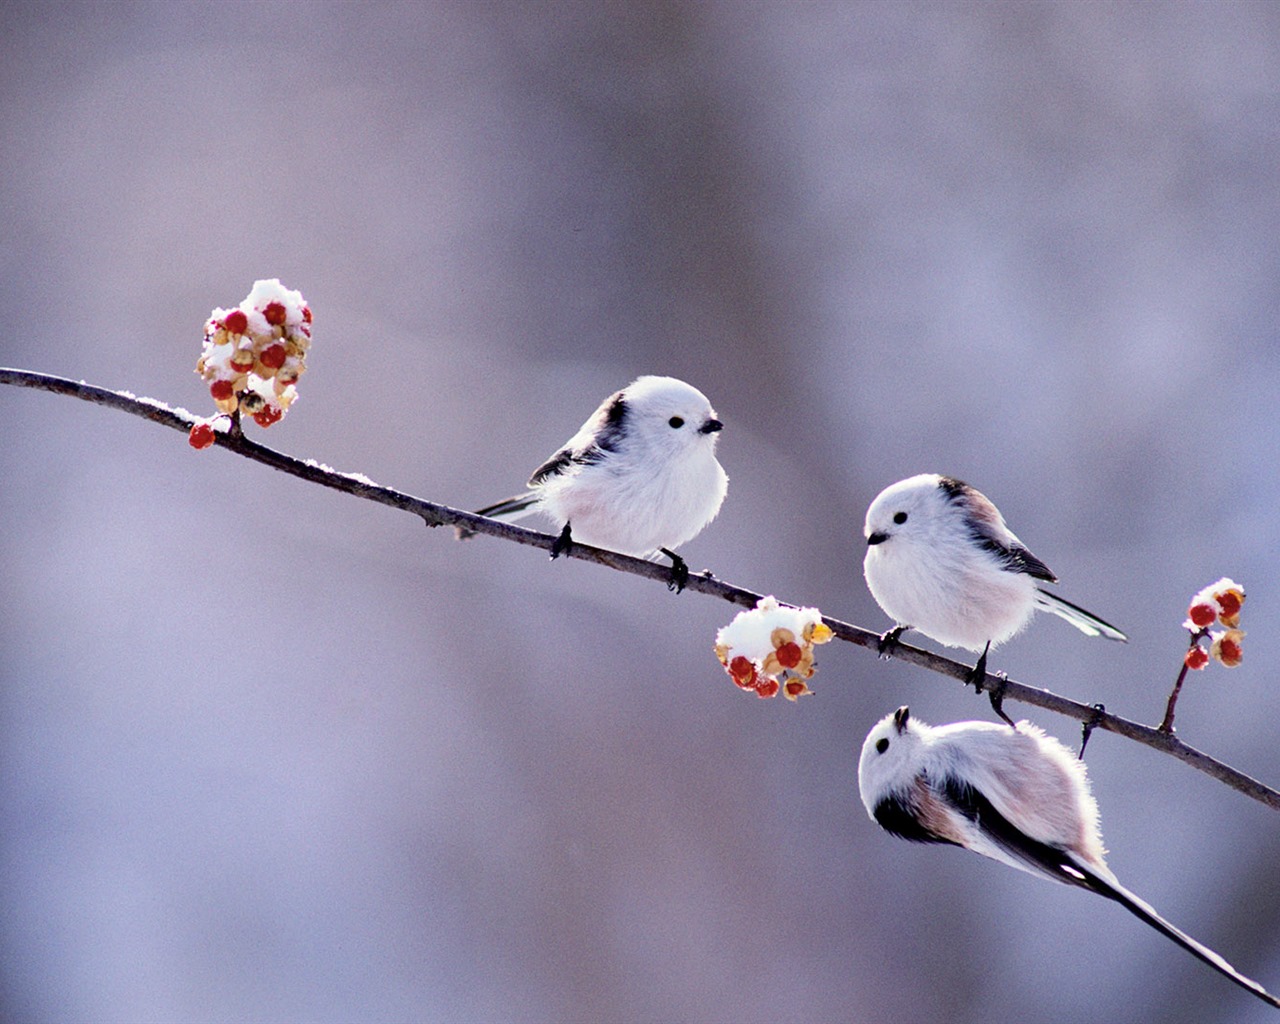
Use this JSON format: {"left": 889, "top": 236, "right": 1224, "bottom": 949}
{"left": 3, "top": 3, "right": 1279, "bottom": 1022}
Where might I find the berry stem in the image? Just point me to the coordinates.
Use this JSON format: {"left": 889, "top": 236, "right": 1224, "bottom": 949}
{"left": 1160, "top": 629, "right": 1208, "bottom": 733}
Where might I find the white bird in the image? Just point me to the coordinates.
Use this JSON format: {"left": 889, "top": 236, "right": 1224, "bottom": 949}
{"left": 858, "top": 706, "right": 1280, "bottom": 1009}
{"left": 460, "top": 375, "right": 728, "bottom": 590}
{"left": 863, "top": 473, "right": 1125, "bottom": 713}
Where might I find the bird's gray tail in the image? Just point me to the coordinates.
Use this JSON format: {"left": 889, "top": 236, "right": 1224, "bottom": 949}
{"left": 1083, "top": 865, "right": 1280, "bottom": 1009}
{"left": 455, "top": 493, "right": 539, "bottom": 540}
{"left": 1034, "top": 588, "right": 1128, "bottom": 642}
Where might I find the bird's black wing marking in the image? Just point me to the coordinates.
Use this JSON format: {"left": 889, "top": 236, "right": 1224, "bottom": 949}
{"left": 938, "top": 778, "right": 1280, "bottom": 1008}
{"left": 873, "top": 791, "right": 961, "bottom": 847}
{"left": 527, "top": 447, "right": 576, "bottom": 486}
{"left": 939, "top": 775, "right": 1089, "bottom": 888}
{"left": 527, "top": 391, "right": 629, "bottom": 485}
{"left": 1002, "top": 543, "right": 1057, "bottom": 582}
{"left": 937, "top": 476, "right": 1057, "bottom": 582}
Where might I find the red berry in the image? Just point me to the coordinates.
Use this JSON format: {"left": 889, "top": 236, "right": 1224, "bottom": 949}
{"left": 1184, "top": 645, "right": 1209, "bottom": 671}
{"left": 728, "top": 655, "right": 757, "bottom": 689}
{"left": 1187, "top": 602, "right": 1216, "bottom": 628}
{"left": 210, "top": 379, "right": 235, "bottom": 401}
{"left": 1216, "top": 590, "right": 1243, "bottom": 621}
{"left": 775, "top": 641, "right": 803, "bottom": 670}
{"left": 223, "top": 309, "right": 248, "bottom": 335}
{"left": 188, "top": 423, "right": 216, "bottom": 449}
{"left": 229, "top": 352, "right": 255, "bottom": 372}
{"left": 253, "top": 405, "right": 283, "bottom": 428}
{"left": 301, "top": 305, "right": 312, "bottom": 323}
{"left": 263, "top": 301, "right": 287, "bottom": 326}
{"left": 755, "top": 678, "right": 780, "bottom": 699}
{"left": 260, "top": 344, "right": 287, "bottom": 370}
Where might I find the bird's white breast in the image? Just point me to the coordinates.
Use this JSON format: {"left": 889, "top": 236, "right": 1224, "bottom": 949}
{"left": 864, "top": 533, "right": 1037, "bottom": 651}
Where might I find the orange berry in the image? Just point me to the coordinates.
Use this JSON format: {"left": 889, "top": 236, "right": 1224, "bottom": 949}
{"left": 755, "top": 678, "right": 780, "bottom": 699}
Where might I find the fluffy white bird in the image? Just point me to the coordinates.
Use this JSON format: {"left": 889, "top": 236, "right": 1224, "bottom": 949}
{"left": 461, "top": 375, "right": 728, "bottom": 590}
{"left": 863, "top": 473, "right": 1125, "bottom": 710}
{"left": 858, "top": 706, "right": 1280, "bottom": 1009}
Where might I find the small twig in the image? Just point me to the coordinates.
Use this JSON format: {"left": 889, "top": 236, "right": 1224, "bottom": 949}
{"left": 1160, "top": 627, "right": 1211, "bottom": 734}
{"left": 1161, "top": 651, "right": 1191, "bottom": 734}
{"left": 4, "top": 367, "right": 1279, "bottom": 813}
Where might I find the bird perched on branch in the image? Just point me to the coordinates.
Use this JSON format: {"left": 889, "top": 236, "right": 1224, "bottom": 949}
{"left": 458, "top": 375, "right": 728, "bottom": 591}
{"left": 862, "top": 473, "right": 1125, "bottom": 717}
{"left": 858, "top": 706, "right": 1280, "bottom": 1010}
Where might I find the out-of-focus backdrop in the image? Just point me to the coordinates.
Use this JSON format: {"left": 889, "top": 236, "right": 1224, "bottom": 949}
{"left": 3, "top": 3, "right": 1279, "bottom": 1022}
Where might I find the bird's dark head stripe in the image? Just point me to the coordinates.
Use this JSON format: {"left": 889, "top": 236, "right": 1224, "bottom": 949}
{"left": 594, "top": 392, "right": 628, "bottom": 454}
{"left": 937, "top": 476, "right": 970, "bottom": 503}
{"left": 936, "top": 476, "right": 1057, "bottom": 582}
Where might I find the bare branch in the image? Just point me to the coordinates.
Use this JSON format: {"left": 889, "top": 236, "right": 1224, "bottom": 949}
{"left": 3, "top": 366, "right": 1277, "bottom": 813}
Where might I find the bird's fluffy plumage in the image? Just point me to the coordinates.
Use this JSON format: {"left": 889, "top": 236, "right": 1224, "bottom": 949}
{"left": 862, "top": 473, "right": 1125, "bottom": 652}
{"left": 858, "top": 706, "right": 1108, "bottom": 877}
{"left": 474, "top": 375, "right": 728, "bottom": 557}
{"left": 857, "top": 707, "right": 1280, "bottom": 1009}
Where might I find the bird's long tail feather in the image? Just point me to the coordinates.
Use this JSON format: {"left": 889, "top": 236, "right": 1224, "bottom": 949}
{"left": 455, "top": 492, "right": 539, "bottom": 540}
{"left": 1084, "top": 866, "right": 1280, "bottom": 1009}
{"left": 1034, "top": 588, "right": 1128, "bottom": 642}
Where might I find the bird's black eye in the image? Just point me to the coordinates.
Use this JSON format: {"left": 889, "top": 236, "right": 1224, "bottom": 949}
{"left": 875, "top": 738, "right": 889, "bottom": 754}
{"left": 893, "top": 511, "right": 908, "bottom": 525}
{"left": 668, "top": 416, "right": 684, "bottom": 429}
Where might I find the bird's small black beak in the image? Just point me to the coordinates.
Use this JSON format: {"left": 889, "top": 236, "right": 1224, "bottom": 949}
{"left": 867, "top": 531, "right": 888, "bottom": 546}
{"left": 699, "top": 418, "right": 723, "bottom": 434}
{"left": 893, "top": 706, "right": 910, "bottom": 733}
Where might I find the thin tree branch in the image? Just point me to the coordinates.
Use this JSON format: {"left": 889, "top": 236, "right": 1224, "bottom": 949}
{"left": 3, "top": 367, "right": 1277, "bottom": 813}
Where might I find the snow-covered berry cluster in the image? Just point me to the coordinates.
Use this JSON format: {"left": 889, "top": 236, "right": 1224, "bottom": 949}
{"left": 191, "top": 279, "right": 311, "bottom": 446}
{"left": 1184, "top": 577, "right": 1245, "bottom": 670}
{"left": 714, "top": 596, "right": 834, "bottom": 700}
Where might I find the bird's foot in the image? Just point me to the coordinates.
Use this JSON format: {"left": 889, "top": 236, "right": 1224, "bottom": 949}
{"left": 963, "top": 640, "right": 991, "bottom": 693}
{"left": 980, "top": 672, "right": 1014, "bottom": 727}
{"left": 965, "top": 642, "right": 1013, "bottom": 726}
{"left": 550, "top": 522, "right": 574, "bottom": 560}
{"left": 659, "top": 548, "right": 690, "bottom": 593}
{"left": 877, "top": 625, "right": 909, "bottom": 659}
{"left": 1079, "top": 703, "right": 1106, "bottom": 759}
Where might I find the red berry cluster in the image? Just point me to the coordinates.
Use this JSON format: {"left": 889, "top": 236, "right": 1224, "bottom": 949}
{"left": 714, "top": 596, "right": 834, "bottom": 702}
{"left": 1184, "top": 578, "right": 1245, "bottom": 670}
{"left": 191, "top": 279, "right": 311, "bottom": 447}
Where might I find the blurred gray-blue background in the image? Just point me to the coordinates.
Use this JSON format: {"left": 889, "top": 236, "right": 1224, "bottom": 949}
{"left": 3, "top": 3, "right": 1279, "bottom": 1022}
